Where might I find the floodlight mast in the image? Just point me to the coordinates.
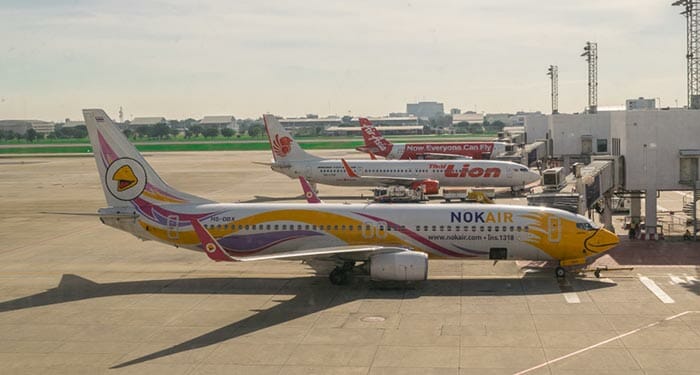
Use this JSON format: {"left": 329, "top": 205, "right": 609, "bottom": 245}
{"left": 581, "top": 42, "right": 598, "bottom": 114}
{"left": 547, "top": 65, "right": 559, "bottom": 114}
{"left": 672, "top": 0, "right": 700, "bottom": 109}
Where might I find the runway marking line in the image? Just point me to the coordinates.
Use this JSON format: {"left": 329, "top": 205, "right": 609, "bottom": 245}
{"left": 563, "top": 292, "right": 580, "bottom": 304}
{"left": 513, "top": 311, "right": 700, "bottom": 375}
{"left": 639, "top": 275, "right": 674, "bottom": 304}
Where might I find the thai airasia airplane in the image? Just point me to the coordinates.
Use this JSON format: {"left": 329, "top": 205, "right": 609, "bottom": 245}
{"left": 80, "top": 108, "right": 618, "bottom": 285}
{"left": 263, "top": 115, "right": 540, "bottom": 194}
{"left": 356, "top": 117, "right": 509, "bottom": 160}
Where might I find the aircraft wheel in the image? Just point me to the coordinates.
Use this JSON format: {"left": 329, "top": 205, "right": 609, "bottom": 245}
{"left": 329, "top": 268, "right": 349, "bottom": 285}
{"left": 555, "top": 266, "right": 566, "bottom": 278}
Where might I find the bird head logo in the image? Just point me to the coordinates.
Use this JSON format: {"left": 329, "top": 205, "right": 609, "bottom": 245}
{"left": 112, "top": 165, "right": 138, "bottom": 192}
{"left": 272, "top": 135, "right": 293, "bottom": 158}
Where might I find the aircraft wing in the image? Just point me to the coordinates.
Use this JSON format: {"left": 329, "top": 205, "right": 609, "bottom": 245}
{"left": 190, "top": 219, "right": 408, "bottom": 263}
{"left": 340, "top": 159, "right": 418, "bottom": 186}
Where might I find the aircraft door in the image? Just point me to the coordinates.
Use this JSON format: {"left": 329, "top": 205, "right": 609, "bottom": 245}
{"left": 167, "top": 215, "right": 180, "bottom": 240}
{"left": 547, "top": 216, "right": 561, "bottom": 243}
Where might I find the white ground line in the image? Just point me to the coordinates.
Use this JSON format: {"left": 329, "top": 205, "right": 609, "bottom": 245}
{"left": 670, "top": 274, "right": 686, "bottom": 285}
{"left": 639, "top": 276, "right": 675, "bottom": 304}
{"left": 563, "top": 292, "right": 580, "bottom": 304}
{"left": 513, "top": 311, "right": 699, "bottom": 375}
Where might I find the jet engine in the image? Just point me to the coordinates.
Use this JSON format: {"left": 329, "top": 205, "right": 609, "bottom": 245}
{"left": 410, "top": 179, "right": 440, "bottom": 195}
{"left": 369, "top": 251, "right": 428, "bottom": 281}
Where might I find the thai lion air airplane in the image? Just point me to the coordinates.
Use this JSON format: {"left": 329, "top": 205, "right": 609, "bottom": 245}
{"left": 356, "top": 117, "right": 509, "bottom": 160}
{"left": 263, "top": 115, "right": 540, "bottom": 194}
{"left": 83, "top": 108, "right": 618, "bottom": 282}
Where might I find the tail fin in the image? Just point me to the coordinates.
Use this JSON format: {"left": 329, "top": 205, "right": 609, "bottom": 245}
{"left": 262, "top": 114, "right": 320, "bottom": 163}
{"left": 83, "top": 109, "right": 212, "bottom": 207}
{"left": 359, "top": 118, "right": 392, "bottom": 156}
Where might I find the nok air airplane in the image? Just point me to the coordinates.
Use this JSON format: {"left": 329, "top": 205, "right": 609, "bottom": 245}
{"left": 84, "top": 109, "right": 618, "bottom": 283}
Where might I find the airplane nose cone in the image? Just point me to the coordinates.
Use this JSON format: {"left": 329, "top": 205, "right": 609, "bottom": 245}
{"left": 526, "top": 170, "right": 541, "bottom": 184}
{"left": 585, "top": 228, "right": 620, "bottom": 254}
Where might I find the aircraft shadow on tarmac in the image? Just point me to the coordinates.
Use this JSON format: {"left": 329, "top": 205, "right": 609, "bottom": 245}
{"left": 0, "top": 272, "right": 617, "bottom": 368}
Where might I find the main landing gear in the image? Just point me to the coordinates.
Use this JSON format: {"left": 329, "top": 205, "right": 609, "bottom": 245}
{"left": 555, "top": 266, "right": 566, "bottom": 278}
{"left": 329, "top": 261, "right": 356, "bottom": 285}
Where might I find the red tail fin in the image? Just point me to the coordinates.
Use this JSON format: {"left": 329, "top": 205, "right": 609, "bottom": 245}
{"left": 359, "top": 118, "right": 392, "bottom": 156}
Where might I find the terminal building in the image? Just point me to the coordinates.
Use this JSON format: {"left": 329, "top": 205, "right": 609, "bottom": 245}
{"left": 524, "top": 109, "right": 700, "bottom": 240}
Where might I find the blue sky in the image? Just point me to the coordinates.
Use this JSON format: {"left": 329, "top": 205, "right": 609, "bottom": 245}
{"left": 0, "top": 0, "right": 687, "bottom": 121}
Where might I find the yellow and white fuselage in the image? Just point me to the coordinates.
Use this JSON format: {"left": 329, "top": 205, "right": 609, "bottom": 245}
{"left": 85, "top": 108, "right": 618, "bottom": 282}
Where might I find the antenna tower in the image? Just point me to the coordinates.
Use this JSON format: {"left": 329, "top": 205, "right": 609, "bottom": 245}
{"left": 547, "top": 65, "right": 559, "bottom": 114}
{"left": 119, "top": 106, "right": 124, "bottom": 123}
{"left": 672, "top": 0, "right": 700, "bottom": 109}
{"left": 581, "top": 42, "right": 598, "bottom": 113}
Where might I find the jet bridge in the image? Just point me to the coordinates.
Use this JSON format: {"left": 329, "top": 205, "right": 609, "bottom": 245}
{"left": 528, "top": 156, "right": 623, "bottom": 231}
{"left": 574, "top": 156, "right": 624, "bottom": 231}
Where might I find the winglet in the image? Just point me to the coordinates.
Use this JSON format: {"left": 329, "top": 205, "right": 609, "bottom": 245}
{"left": 298, "top": 177, "right": 322, "bottom": 203}
{"left": 190, "top": 220, "right": 237, "bottom": 262}
{"left": 340, "top": 159, "right": 360, "bottom": 178}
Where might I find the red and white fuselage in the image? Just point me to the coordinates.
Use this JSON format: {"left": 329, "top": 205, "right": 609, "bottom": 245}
{"left": 358, "top": 118, "right": 508, "bottom": 160}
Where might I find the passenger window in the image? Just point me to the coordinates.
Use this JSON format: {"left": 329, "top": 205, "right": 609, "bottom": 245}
{"left": 495, "top": 226, "right": 499, "bottom": 232}
{"left": 487, "top": 226, "right": 492, "bottom": 232}
{"left": 455, "top": 226, "right": 460, "bottom": 232}
{"left": 424, "top": 225, "right": 428, "bottom": 231}
{"left": 305, "top": 224, "right": 309, "bottom": 230}
{"left": 509, "top": 226, "right": 514, "bottom": 232}
{"left": 341, "top": 225, "right": 346, "bottom": 231}
{"left": 479, "top": 226, "right": 484, "bottom": 232}
{"left": 524, "top": 226, "right": 529, "bottom": 232}
{"left": 439, "top": 225, "right": 444, "bottom": 231}
{"left": 334, "top": 225, "right": 338, "bottom": 231}
{"left": 446, "top": 226, "right": 451, "bottom": 231}
{"left": 245, "top": 225, "right": 249, "bottom": 230}
{"left": 282, "top": 225, "right": 287, "bottom": 230}
{"left": 432, "top": 225, "right": 436, "bottom": 231}
{"left": 416, "top": 226, "right": 420, "bottom": 232}
{"left": 472, "top": 226, "right": 477, "bottom": 232}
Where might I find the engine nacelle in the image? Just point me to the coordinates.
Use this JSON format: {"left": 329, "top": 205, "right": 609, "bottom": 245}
{"left": 410, "top": 179, "right": 440, "bottom": 195}
{"left": 369, "top": 251, "right": 428, "bottom": 281}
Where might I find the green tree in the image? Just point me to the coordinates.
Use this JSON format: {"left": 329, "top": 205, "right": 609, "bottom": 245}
{"left": 25, "top": 128, "right": 37, "bottom": 143}
{"left": 189, "top": 125, "right": 204, "bottom": 138}
{"left": 136, "top": 126, "right": 150, "bottom": 139}
{"left": 221, "top": 128, "right": 235, "bottom": 138}
{"left": 122, "top": 129, "right": 132, "bottom": 139}
{"left": 152, "top": 123, "right": 171, "bottom": 139}
{"left": 202, "top": 127, "right": 219, "bottom": 138}
{"left": 248, "top": 124, "right": 264, "bottom": 138}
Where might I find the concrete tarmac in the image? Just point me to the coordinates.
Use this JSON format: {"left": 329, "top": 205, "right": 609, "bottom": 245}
{"left": 0, "top": 151, "right": 699, "bottom": 374}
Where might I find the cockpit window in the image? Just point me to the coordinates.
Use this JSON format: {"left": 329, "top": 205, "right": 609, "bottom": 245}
{"left": 576, "top": 222, "right": 598, "bottom": 231}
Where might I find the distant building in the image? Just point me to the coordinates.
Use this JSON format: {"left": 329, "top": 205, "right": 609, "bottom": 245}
{"left": 0, "top": 120, "right": 32, "bottom": 135}
{"left": 358, "top": 116, "right": 419, "bottom": 126}
{"left": 406, "top": 101, "right": 444, "bottom": 119}
{"left": 452, "top": 111, "right": 484, "bottom": 125}
{"left": 626, "top": 97, "right": 657, "bottom": 111}
{"left": 62, "top": 118, "right": 85, "bottom": 128}
{"left": 325, "top": 125, "right": 423, "bottom": 136}
{"left": 484, "top": 113, "right": 513, "bottom": 125}
{"left": 450, "top": 108, "right": 461, "bottom": 115}
{"left": 0, "top": 120, "right": 55, "bottom": 135}
{"left": 200, "top": 115, "right": 238, "bottom": 131}
{"left": 129, "top": 117, "right": 167, "bottom": 127}
{"left": 30, "top": 121, "right": 56, "bottom": 135}
{"left": 279, "top": 117, "right": 342, "bottom": 129}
